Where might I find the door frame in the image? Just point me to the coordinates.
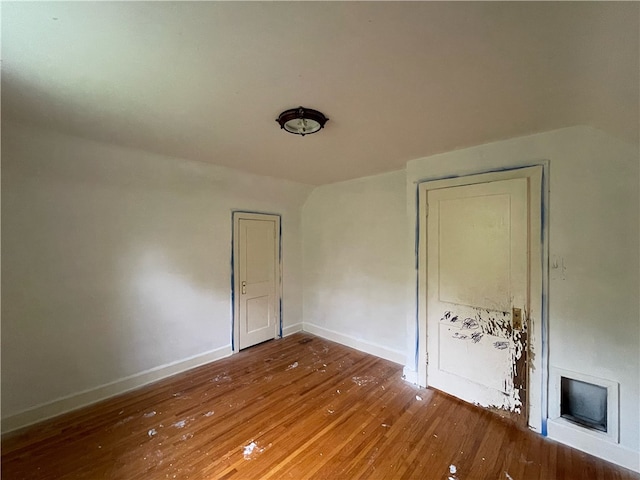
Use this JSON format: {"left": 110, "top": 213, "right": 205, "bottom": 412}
{"left": 231, "top": 211, "right": 282, "bottom": 353}
{"left": 417, "top": 165, "right": 548, "bottom": 432}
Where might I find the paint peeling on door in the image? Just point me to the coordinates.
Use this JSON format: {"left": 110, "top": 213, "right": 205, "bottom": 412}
{"left": 461, "top": 318, "right": 478, "bottom": 329}
{"left": 442, "top": 309, "right": 512, "bottom": 338}
{"left": 512, "top": 326, "right": 528, "bottom": 419}
{"left": 440, "top": 306, "right": 527, "bottom": 414}
{"left": 470, "top": 332, "right": 483, "bottom": 343}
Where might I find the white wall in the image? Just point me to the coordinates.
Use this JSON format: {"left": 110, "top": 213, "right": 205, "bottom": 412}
{"left": 301, "top": 126, "right": 638, "bottom": 469}
{"left": 302, "top": 171, "right": 408, "bottom": 363}
{"left": 405, "top": 126, "right": 639, "bottom": 470}
{"left": 4, "top": 121, "right": 638, "bottom": 470}
{"left": 1, "top": 122, "right": 312, "bottom": 430}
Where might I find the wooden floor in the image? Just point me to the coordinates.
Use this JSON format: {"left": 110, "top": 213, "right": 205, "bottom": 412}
{"left": 2, "top": 333, "right": 638, "bottom": 480}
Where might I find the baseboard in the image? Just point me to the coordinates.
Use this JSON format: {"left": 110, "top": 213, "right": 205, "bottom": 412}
{"left": 282, "top": 323, "right": 303, "bottom": 337}
{"left": 1, "top": 344, "right": 233, "bottom": 435}
{"left": 547, "top": 418, "right": 640, "bottom": 473}
{"left": 402, "top": 367, "right": 419, "bottom": 384}
{"left": 302, "top": 323, "right": 405, "bottom": 365}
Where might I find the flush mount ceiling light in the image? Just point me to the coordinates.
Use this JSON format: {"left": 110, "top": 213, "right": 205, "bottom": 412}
{"left": 276, "top": 106, "right": 328, "bottom": 136}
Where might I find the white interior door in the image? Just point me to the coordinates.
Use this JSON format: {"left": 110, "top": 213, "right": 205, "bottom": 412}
{"left": 234, "top": 213, "right": 280, "bottom": 350}
{"left": 426, "top": 177, "right": 529, "bottom": 416}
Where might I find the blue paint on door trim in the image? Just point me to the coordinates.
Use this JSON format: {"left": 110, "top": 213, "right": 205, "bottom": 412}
{"left": 231, "top": 210, "right": 284, "bottom": 352}
{"left": 230, "top": 219, "right": 235, "bottom": 351}
{"left": 278, "top": 219, "right": 283, "bottom": 338}
{"left": 414, "top": 183, "right": 420, "bottom": 371}
{"left": 414, "top": 162, "right": 550, "bottom": 435}
{"left": 539, "top": 163, "right": 550, "bottom": 436}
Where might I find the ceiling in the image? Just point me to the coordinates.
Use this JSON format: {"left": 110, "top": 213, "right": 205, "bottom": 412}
{"left": 2, "top": 2, "right": 638, "bottom": 185}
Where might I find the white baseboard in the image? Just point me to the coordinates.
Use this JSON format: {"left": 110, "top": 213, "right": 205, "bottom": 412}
{"left": 1, "top": 344, "right": 233, "bottom": 434}
{"left": 402, "top": 367, "right": 419, "bottom": 384}
{"left": 282, "top": 323, "right": 303, "bottom": 337}
{"left": 302, "top": 323, "right": 405, "bottom": 365}
{"left": 547, "top": 418, "right": 640, "bottom": 473}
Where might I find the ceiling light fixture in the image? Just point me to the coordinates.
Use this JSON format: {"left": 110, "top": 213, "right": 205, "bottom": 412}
{"left": 276, "top": 107, "right": 328, "bottom": 136}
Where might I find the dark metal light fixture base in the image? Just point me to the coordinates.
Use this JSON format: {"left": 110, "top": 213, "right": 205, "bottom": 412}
{"left": 276, "top": 107, "right": 328, "bottom": 136}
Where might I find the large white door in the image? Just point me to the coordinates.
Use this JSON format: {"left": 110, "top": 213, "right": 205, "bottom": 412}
{"left": 426, "top": 177, "right": 529, "bottom": 417}
{"left": 233, "top": 213, "right": 280, "bottom": 350}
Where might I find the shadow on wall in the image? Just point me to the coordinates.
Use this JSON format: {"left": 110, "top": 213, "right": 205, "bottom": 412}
{"left": 129, "top": 246, "right": 230, "bottom": 364}
{"left": 0, "top": 158, "right": 231, "bottom": 418}
{"left": 2, "top": 68, "right": 199, "bottom": 167}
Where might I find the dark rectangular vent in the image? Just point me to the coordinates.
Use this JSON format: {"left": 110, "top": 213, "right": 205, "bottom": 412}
{"left": 560, "top": 377, "right": 607, "bottom": 432}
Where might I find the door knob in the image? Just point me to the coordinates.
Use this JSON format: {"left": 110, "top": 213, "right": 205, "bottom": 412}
{"left": 242, "top": 281, "right": 247, "bottom": 294}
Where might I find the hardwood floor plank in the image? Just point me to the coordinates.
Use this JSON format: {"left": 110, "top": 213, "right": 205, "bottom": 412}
{"left": 2, "top": 333, "right": 638, "bottom": 480}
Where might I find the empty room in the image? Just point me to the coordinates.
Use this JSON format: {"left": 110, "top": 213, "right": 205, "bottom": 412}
{"left": 2, "top": 2, "right": 639, "bottom": 479}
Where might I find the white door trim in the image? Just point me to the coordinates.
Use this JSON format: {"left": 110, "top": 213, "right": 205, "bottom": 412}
{"left": 417, "top": 165, "right": 547, "bottom": 432}
{"left": 232, "top": 211, "right": 282, "bottom": 353}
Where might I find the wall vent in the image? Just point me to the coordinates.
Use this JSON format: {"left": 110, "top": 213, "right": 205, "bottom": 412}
{"left": 561, "top": 377, "right": 607, "bottom": 432}
{"left": 550, "top": 368, "right": 619, "bottom": 444}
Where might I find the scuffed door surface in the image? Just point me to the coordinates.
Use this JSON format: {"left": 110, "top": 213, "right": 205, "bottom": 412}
{"left": 426, "top": 178, "right": 528, "bottom": 413}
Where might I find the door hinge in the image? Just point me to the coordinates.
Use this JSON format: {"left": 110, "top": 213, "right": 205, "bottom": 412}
{"left": 425, "top": 352, "right": 429, "bottom": 365}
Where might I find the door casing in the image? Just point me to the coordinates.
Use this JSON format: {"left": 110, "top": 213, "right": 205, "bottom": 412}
{"left": 417, "top": 165, "right": 546, "bottom": 432}
{"left": 232, "top": 211, "right": 282, "bottom": 353}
